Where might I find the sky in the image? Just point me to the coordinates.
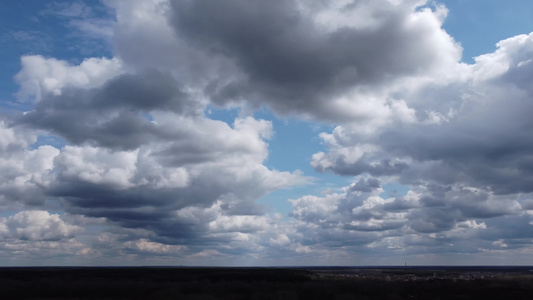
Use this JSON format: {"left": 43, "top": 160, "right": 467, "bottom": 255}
{"left": 0, "top": 0, "right": 533, "bottom": 266}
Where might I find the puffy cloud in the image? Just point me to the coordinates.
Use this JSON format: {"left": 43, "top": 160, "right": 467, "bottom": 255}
{"left": 0, "top": 120, "right": 35, "bottom": 152}
{"left": 42, "top": 124, "right": 306, "bottom": 245}
{"left": 0, "top": 210, "right": 81, "bottom": 241}
{"left": 10, "top": 34, "right": 308, "bottom": 249}
{"left": 16, "top": 69, "right": 200, "bottom": 150}
{"left": 4, "top": 2, "right": 309, "bottom": 258}
{"left": 0, "top": 122, "right": 59, "bottom": 207}
{"left": 7, "top": 50, "right": 308, "bottom": 252}
{"left": 15, "top": 55, "right": 123, "bottom": 102}
{"left": 287, "top": 177, "right": 533, "bottom": 258}
{"left": 312, "top": 32, "right": 533, "bottom": 196}
{"left": 0, "top": 211, "right": 99, "bottom": 263}
{"left": 52, "top": 145, "right": 140, "bottom": 189}
{"left": 4, "top": 0, "right": 533, "bottom": 264}
{"left": 165, "top": 0, "right": 461, "bottom": 123}
{"left": 294, "top": 32, "right": 533, "bottom": 256}
{"left": 124, "top": 238, "right": 187, "bottom": 254}
{"left": 291, "top": 179, "right": 411, "bottom": 233}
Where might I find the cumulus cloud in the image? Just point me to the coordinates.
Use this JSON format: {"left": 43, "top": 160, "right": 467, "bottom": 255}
{"left": 124, "top": 238, "right": 187, "bottom": 254}
{"left": 15, "top": 55, "right": 123, "bottom": 102}
{"left": 0, "top": 210, "right": 100, "bottom": 263}
{"left": 312, "top": 32, "right": 533, "bottom": 194}
{"left": 0, "top": 121, "right": 59, "bottom": 207}
{"left": 294, "top": 32, "right": 533, "bottom": 259}
{"left": 165, "top": 0, "right": 461, "bottom": 123}
{"left": 6, "top": 37, "right": 308, "bottom": 257}
{"left": 3, "top": 0, "right": 533, "bottom": 264}
{"left": 0, "top": 210, "right": 81, "bottom": 241}
{"left": 287, "top": 177, "right": 532, "bottom": 260}
{"left": 35, "top": 114, "right": 307, "bottom": 246}
{"left": 7, "top": 10, "right": 309, "bottom": 251}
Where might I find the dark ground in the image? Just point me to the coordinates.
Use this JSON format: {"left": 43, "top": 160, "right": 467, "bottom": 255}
{"left": 1, "top": 266, "right": 533, "bottom": 299}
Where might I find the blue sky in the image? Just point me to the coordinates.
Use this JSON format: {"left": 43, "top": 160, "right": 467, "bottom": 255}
{"left": 1, "top": 0, "right": 533, "bottom": 266}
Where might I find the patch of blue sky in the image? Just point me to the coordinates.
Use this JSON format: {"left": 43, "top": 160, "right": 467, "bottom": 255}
{"left": 440, "top": 0, "right": 533, "bottom": 64}
{"left": 0, "top": 200, "right": 64, "bottom": 218}
{"left": 30, "top": 134, "right": 67, "bottom": 150}
{"left": 204, "top": 104, "right": 240, "bottom": 126}
{"left": 0, "top": 209, "right": 22, "bottom": 218}
{"left": 380, "top": 183, "right": 411, "bottom": 199}
{"left": 253, "top": 109, "right": 333, "bottom": 173}
{"left": 140, "top": 112, "right": 154, "bottom": 122}
{"left": 43, "top": 198, "right": 65, "bottom": 215}
{"left": 206, "top": 105, "right": 337, "bottom": 175}
{"left": 251, "top": 109, "right": 353, "bottom": 215}
{"left": 0, "top": 0, "right": 113, "bottom": 107}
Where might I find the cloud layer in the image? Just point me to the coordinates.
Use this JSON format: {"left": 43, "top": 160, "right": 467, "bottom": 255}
{"left": 1, "top": 0, "right": 533, "bottom": 265}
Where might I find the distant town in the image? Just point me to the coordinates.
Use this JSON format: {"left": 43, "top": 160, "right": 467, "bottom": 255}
{"left": 309, "top": 266, "right": 533, "bottom": 282}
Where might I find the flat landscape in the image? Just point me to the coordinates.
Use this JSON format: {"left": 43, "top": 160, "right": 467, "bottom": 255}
{"left": 1, "top": 266, "right": 533, "bottom": 299}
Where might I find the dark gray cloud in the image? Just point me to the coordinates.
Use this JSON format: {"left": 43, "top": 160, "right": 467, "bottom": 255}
{"left": 481, "top": 215, "right": 533, "bottom": 240}
{"left": 350, "top": 177, "right": 380, "bottom": 192}
{"left": 319, "top": 158, "right": 409, "bottom": 176}
{"left": 37, "top": 135, "right": 304, "bottom": 245}
{"left": 168, "top": 0, "right": 459, "bottom": 121}
{"left": 49, "top": 173, "right": 269, "bottom": 243}
{"left": 17, "top": 70, "right": 199, "bottom": 150}
{"left": 379, "top": 110, "right": 533, "bottom": 195}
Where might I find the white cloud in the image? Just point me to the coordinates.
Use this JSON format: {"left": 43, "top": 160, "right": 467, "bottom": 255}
{"left": 53, "top": 145, "right": 139, "bottom": 189}
{"left": 0, "top": 122, "right": 59, "bottom": 207}
{"left": 472, "top": 33, "right": 533, "bottom": 82}
{"left": 124, "top": 238, "right": 187, "bottom": 254}
{"left": 189, "top": 249, "right": 223, "bottom": 258}
{"left": 269, "top": 234, "right": 290, "bottom": 247}
{"left": 0, "top": 120, "right": 35, "bottom": 152}
{"left": 1, "top": 210, "right": 81, "bottom": 241}
{"left": 0, "top": 210, "right": 98, "bottom": 261}
{"left": 15, "top": 55, "right": 123, "bottom": 102}
{"left": 492, "top": 240, "right": 508, "bottom": 248}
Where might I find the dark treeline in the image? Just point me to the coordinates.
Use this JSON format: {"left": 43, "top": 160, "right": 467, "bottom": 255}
{"left": 1, "top": 266, "right": 533, "bottom": 299}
